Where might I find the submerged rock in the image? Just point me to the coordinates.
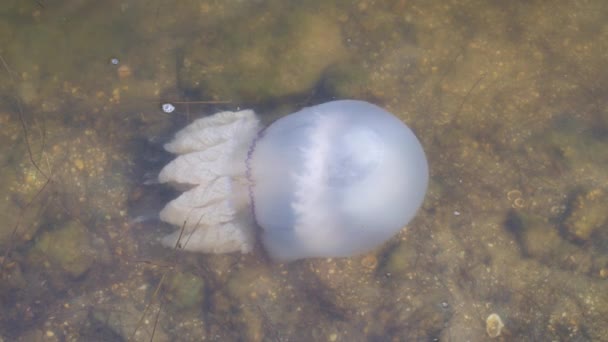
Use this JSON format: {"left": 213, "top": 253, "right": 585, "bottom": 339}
{"left": 163, "top": 271, "right": 205, "bottom": 310}
{"left": 518, "top": 213, "right": 564, "bottom": 259}
{"left": 178, "top": 11, "right": 347, "bottom": 101}
{"left": 0, "top": 186, "right": 44, "bottom": 249}
{"left": 382, "top": 239, "right": 419, "bottom": 276}
{"left": 0, "top": 112, "right": 45, "bottom": 249}
{"left": 29, "top": 220, "right": 94, "bottom": 278}
{"left": 90, "top": 298, "right": 170, "bottom": 342}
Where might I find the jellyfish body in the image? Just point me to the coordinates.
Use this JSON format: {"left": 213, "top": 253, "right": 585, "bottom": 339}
{"left": 158, "top": 100, "right": 428, "bottom": 262}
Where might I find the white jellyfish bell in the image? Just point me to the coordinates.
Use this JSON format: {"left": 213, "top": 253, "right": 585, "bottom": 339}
{"left": 158, "top": 100, "right": 428, "bottom": 262}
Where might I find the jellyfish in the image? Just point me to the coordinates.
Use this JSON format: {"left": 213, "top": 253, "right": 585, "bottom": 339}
{"left": 158, "top": 100, "right": 428, "bottom": 262}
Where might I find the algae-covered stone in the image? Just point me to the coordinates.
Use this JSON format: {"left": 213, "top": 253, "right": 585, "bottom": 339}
{"left": 0, "top": 184, "right": 44, "bottom": 248}
{"left": 0, "top": 113, "right": 45, "bottom": 249}
{"left": 29, "top": 220, "right": 94, "bottom": 278}
{"left": 90, "top": 298, "right": 170, "bottom": 342}
{"left": 223, "top": 266, "right": 286, "bottom": 341}
{"left": 179, "top": 11, "right": 347, "bottom": 102}
{"left": 163, "top": 271, "right": 205, "bottom": 309}
{"left": 537, "top": 118, "right": 608, "bottom": 185}
{"left": 382, "top": 239, "right": 418, "bottom": 276}
{"left": 564, "top": 190, "right": 608, "bottom": 242}
{"left": 518, "top": 213, "right": 563, "bottom": 259}
{"left": 272, "top": 13, "right": 346, "bottom": 95}
{"left": 0, "top": 258, "right": 27, "bottom": 294}
{"left": 323, "top": 62, "right": 371, "bottom": 99}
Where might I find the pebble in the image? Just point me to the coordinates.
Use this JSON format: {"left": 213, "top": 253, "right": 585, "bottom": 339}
{"left": 74, "top": 159, "right": 84, "bottom": 170}
{"left": 162, "top": 103, "right": 176, "bottom": 113}
{"left": 117, "top": 64, "right": 132, "bottom": 79}
{"left": 360, "top": 254, "right": 378, "bottom": 269}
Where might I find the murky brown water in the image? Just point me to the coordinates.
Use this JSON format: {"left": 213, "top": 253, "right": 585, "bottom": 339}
{"left": 1, "top": 1, "right": 607, "bottom": 341}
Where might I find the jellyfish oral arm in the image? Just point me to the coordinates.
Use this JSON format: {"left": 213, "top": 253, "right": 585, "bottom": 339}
{"left": 158, "top": 110, "right": 260, "bottom": 253}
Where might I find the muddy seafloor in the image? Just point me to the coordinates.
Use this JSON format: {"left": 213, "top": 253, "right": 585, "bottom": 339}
{"left": 1, "top": 1, "right": 607, "bottom": 341}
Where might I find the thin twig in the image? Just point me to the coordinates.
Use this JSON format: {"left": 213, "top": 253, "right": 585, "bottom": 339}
{"left": 129, "top": 272, "right": 167, "bottom": 341}
{"left": 149, "top": 300, "right": 164, "bottom": 342}
{"left": 454, "top": 73, "right": 486, "bottom": 117}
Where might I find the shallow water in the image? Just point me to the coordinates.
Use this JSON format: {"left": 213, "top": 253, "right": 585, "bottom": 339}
{"left": 1, "top": 0, "right": 607, "bottom": 341}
